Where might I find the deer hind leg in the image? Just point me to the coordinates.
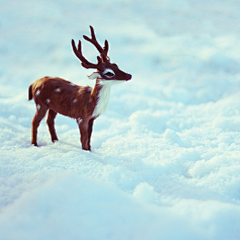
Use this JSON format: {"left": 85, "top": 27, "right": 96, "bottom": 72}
{"left": 77, "top": 119, "right": 91, "bottom": 151}
{"left": 32, "top": 105, "right": 48, "bottom": 146}
{"left": 46, "top": 109, "right": 58, "bottom": 143}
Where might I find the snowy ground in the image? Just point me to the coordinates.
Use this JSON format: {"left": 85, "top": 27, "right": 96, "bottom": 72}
{"left": 1, "top": 0, "right": 240, "bottom": 239}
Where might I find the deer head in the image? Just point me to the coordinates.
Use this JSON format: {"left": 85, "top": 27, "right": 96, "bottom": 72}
{"left": 71, "top": 26, "right": 132, "bottom": 83}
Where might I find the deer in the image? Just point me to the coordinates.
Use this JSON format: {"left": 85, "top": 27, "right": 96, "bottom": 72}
{"left": 28, "top": 26, "right": 132, "bottom": 151}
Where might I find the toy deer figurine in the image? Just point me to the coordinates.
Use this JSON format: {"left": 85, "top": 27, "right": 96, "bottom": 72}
{"left": 28, "top": 26, "right": 131, "bottom": 151}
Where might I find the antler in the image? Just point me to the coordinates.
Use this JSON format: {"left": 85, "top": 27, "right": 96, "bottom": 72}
{"left": 71, "top": 26, "right": 109, "bottom": 69}
{"left": 71, "top": 39, "right": 102, "bottom": 69}
{"left": 83, "top": 26, "right": 109, "bottom": 62}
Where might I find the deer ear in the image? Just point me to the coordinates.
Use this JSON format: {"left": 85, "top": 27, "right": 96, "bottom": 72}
{"left": 88, "top": 72, "right": 101, "bottom": 80}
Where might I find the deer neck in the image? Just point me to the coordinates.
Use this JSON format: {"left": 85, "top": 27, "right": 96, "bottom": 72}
{"left": 91, "top": 79, "right": 113, "bottom": 118}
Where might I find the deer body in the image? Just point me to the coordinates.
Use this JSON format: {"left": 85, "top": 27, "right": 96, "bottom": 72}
{"left": 29, "top": 26, "right": 131, "bottom": 150}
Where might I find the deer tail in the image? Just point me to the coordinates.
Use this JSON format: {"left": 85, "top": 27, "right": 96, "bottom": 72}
{"left": 28, "top": 84, "right": 33, "bottom": 101}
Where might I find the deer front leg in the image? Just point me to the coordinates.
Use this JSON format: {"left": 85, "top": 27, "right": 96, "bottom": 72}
{"left": 87, "top": 118, "right": 94, "bottom": 150}
{"left": 32, "top": 105, "right": 48, "bottom": 146}
{"left": 46, "top": 109, "right": 58, "bottom": 143}
{"left": 77, "top": 119, "right": 91, "bottom": 151}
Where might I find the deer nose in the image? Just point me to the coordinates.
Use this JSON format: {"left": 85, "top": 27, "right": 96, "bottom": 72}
{"left": 126, "top": 74, "right": 132, "bottom": 81}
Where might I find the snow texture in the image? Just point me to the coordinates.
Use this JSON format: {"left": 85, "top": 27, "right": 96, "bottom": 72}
{"left": 1, "top": 0, "right": 240, "bottom": 239}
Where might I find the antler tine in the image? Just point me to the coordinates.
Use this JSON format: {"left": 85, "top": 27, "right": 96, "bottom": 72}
{"left": 91, "top": 26, "right": 109, "bottom": 56}
{"left": 71, "top": 40, "right": 87, "bottom": 64}
{"left": 83, "top": 26, "right": 109, "bottom": 61}
{"left": 71, "top": 39, "right": 102, "bottom": 69}
{"left": 103, "top": 40, "right": 109, "bottom": 58}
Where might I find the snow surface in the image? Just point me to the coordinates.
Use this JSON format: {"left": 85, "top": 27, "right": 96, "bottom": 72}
{"left": 1, "top": 0, "right": 240, "bottom": 239}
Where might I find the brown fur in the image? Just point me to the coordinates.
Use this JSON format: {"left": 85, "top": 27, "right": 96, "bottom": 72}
{"left": 29, "top": 26, "right": 131, "bottom": 151}
{"left": 29, "top": 77, "right": 102, "bottom": 150}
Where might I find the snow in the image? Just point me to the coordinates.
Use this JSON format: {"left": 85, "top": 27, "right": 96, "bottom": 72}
{"left": 1, "top": 0, "right": 240, "bottom": 239}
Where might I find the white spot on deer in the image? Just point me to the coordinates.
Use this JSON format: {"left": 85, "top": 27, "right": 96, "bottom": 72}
{"left": 86, "top": 87, "right": 92, "bottom": 93}
{"left": 37, "top": 104, "right": 41, "bottom": 110}
{"left": 36, "top": 90, "right": 41, "bottom": 96}
{"left": 55, "top": 88, "right": 61, "bottom": 93}
{"left": 77, "top": 117, "right": 82, "bottom": 125}
{"left": 72, "top": 99, "right": 78, "bottom": 104}
{"left": 46, "top": 99, "right": 51, "bottom": 104}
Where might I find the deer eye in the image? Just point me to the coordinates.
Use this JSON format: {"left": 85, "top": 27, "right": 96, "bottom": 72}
{"left": 105, "top": 72, "right": 115, "bottom": 77}
{"left": 103, "top": 68, "right": 115, "bottom": 78}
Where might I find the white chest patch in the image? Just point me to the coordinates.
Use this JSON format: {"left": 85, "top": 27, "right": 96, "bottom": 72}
{"left": 92, "top": 84, "right": 112, "bottom": 118}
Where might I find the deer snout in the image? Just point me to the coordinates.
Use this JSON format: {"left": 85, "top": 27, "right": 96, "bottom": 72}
{"left": 126, "top": 74, "right": 132, "bottom": 81}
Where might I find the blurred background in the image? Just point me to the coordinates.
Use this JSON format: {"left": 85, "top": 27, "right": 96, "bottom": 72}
{"left": 1, "top": 0, "right": 240, "bottom": 93}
